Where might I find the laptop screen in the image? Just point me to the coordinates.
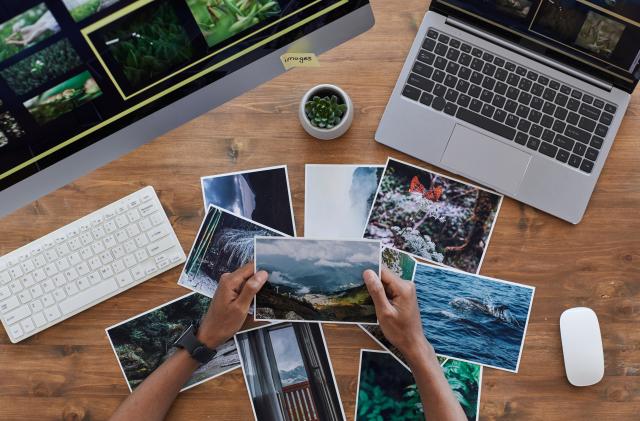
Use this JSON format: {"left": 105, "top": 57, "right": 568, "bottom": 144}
{"left": 435, "top": 0, "right": 640, "bottom": 87}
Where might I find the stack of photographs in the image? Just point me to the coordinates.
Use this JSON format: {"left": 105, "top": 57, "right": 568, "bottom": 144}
{"left": 102, "top": 160, "right": 536, "bottom": 421}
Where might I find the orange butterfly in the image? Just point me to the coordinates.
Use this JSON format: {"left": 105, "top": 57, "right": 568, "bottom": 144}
{"left": 409, "top": 176, "right": 444, "bottom": 201}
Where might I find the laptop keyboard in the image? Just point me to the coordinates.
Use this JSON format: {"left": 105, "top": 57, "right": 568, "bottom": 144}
{"left": 401, "top": 28, "right": 619, "bottom": 174}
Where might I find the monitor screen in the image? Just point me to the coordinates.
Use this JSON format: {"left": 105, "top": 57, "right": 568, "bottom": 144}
{"left": 436, "top": 0, "right": 640, "bottom": 86}
{"left": 0, "top": 0, "right": 364, "bottom": 192}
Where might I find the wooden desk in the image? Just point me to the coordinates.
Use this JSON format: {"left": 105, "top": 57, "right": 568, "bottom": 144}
{"left": 1, "top": 0, "right": 639, "bottom": 419}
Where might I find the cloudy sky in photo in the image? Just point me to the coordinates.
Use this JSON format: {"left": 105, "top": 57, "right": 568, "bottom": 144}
{"left": 255, "top": 238, "right": 380, "bottom": 268}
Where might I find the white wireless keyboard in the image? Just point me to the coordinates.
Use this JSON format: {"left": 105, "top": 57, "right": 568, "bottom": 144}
{"left": 0, "top": 186, "right": 186, "bottom": 343}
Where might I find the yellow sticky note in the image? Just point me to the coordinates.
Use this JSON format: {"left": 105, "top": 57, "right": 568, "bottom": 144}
{"left": 280, "top": 53, "right": 320, "bottom": 70}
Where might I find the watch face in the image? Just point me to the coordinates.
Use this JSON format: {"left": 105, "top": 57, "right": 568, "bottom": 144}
{"left": 193, "top": 346, "right": 212, "bottom": 362}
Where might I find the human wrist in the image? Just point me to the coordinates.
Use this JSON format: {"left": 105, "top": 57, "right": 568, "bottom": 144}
{"left": 196, "top": 326, "right": 225, "bottom": 349}
{"left": 401, "top": 335, "right": 435, "bottom": 367}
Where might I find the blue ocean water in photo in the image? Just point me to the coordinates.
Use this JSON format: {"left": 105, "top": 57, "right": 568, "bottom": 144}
{"left": 415, "top": 265, "right": 534, "bottom": 371}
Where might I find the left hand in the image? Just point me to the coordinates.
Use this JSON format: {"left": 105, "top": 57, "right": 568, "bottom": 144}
{"left": 196, "top": 262, "right": 268, "bottom": 348}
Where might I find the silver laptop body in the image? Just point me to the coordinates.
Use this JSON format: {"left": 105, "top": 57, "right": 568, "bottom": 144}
{"left": 377, "top": 9, "right": 632, "bottom": 224}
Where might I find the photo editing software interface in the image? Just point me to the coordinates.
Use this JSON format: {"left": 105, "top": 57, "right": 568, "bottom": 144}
{"left": 438, "top": 0, "right": 640, "bottom": 86}
{"left": 0, "top": 0, "right": 366, "bottom": 193}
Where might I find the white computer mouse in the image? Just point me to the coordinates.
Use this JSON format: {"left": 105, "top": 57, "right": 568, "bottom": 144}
{"left": 560, "top": 307, "right": 604, "bottom": 387}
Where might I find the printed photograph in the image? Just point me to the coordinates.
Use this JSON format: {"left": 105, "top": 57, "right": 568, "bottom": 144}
{"left": 0, "top": 39, "right": 82, "bottom": 96}
{"left": 236, "top": 322, "right": 346, "bottom": 421}
{"left": 575, "top": 10, "right": 626, "bottom": 57}
{"left": 255, "top": 238, "right": 381, "bottom": 324}
{"left": 0, "top": 111, "right": 25, "bottom": 138}
{"left": 305, "top": 164, "right": 383, "bottom": 239}
{"left": 63, "top": 0, "right": 122, "bottom": 22}
{"left": 0, "top": 131, "right": 7, "bottom": 149}
{"left": 360, "top": 247, "right": 416, "bottom": 369}
{"left": 23, "top": 70, "right": 102, "bottom": 125}
{"left": 364, "top": 158, "right": 502, "bottom": 274}
{"left": 96, "top": 0, "right": 196, "bottom": 92}
{"left": 0, "top": 4, "right": 61, "bottom": 63}
{"left": 414, "top": 263, "right": 535, "bottom": 372}
{"left": 202, "top": 166, "right": 296, "bottom": 236}
{"left": 106, "top": 292, "right": 240, "bottom": 392}
{"left": 356, "top": 350, "right": 481, "bottom": 421}
{"left": 178, "top": 205, "right": 286, "bottom": 298}
{"left": 186, "top": 0, "right": 281, "bottom": 48}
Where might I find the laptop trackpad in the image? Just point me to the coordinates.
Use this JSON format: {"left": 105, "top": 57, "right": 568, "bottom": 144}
{"left": 442, "top": 125, "right": 531, "bottom": 195}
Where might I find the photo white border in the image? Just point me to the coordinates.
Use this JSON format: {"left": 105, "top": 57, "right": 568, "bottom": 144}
{"left": 104, "top": 291, "right": 241, "bottom": 393}
{"left": 253, "top": 236, "right": 382, "bottom": 326}
{"left": 200, "top": 164, "right": 297, "bottom": 236}
{"left": 233, "top": 321, "right": 346, "bottom": 421}
{"left": 177, "top": 203, "right": 291, "bottom": 297}
{"left": 303, "top": 164, "right": 385, "bottom": 238}
{"left": 354, "top": 349, "right": 483, "bottom": 421}
{"left": 414, "top": 262, "right": 536, "bottom": 373}
{"left": 361, "top": 157, "right": 505, "bottom": 275}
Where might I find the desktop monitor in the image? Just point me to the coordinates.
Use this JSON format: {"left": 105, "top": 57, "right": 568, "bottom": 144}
{"left": 0, "top": 0, "right": 374, "bottom": 217}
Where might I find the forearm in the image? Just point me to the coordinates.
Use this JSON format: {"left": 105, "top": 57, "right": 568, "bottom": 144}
{"left": 404, "top": 339, "right": 467, "bottom": 421}
{"left": 110, "top": 349, "right": 200, "bottom": 421}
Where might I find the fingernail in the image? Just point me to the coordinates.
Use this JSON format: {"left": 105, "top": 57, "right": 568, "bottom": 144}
{"left": 255, "top": 270, "right": 268, "bottom": 282}
{"left": 363, "top": 269, "right": 378, "bottom": 283}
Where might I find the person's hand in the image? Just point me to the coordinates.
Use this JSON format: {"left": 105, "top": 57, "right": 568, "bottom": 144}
{"left": 196, "top": 262, "right": 268, "bottom": 349}
{"left": 363, "top": 267, "right": 434, "bottom": 362}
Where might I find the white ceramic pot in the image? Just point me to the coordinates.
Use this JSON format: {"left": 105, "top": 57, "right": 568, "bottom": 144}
{"left": 299, "top": 84, "right": 354, "bottom": 140}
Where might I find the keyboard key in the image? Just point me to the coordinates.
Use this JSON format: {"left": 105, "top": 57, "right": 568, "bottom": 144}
{"left": 456, "top": 94, "right": 470, "bottom": 108}
{"left": 456, "top": 108, "right": 516, "bottom": 140}
{"left": 435, "top": 43, "right": 448, "bottom": 56}
{"left": 459, "top": 53, "right": 472, "bottom": 66}
{"left": 527, "top": 137, "right": 540, "bottom": 151}
{"left": 480, "top": 89, "right": 493, "bottom": 103}
{"left": 585, "top": 147, "right": 599, "bottom": 162}
{"left": 580, "top": 160, "right": 594, "bottom": 174}
{"left": 449, "top": 38, "right": 461, "bottom": 48}
{"left": 600, "top": 112, "right": 613, "bottom": 125}
{"left": 567, "top": 112, "right": 580, "bottom": 125}
{"left": 505, "top": 61, "right": 516, "bottom": 71}
{"left": 568, "top": 154, "right": 581, "bottom": 168}
{"left": 116, "top": 271, "right": 134, "bottom": 288}
{"left": 516, "top": 105, "right": 530, "bottom": 118}
{"left": 539, "top": 142, "right": 558, "bottom": 158}
{"left": 517, "top": 119, "right": 531, "bottom": 133}
{"left": 413, "top": 62, "right": 434, "bottom": 79}
{"left": 418, "top": 50, "right": 436, "bottom": 65}
{"left": 560, "top": 85, "right": 571, "bottom": 95}
{"left": 554, "top": 135, "right": 575, "bottom": 151}
{"left": 461, "top": 43, "right": 472, "bottom": 53}
{"left": 434, "top": 84, "right": 447, "bottom": 98}
{"left": 444, "top": 74, "right": 458, "bottom": 88}
{"left": 423, "top": 38, "right": 436, "bottom": 51}
{"left": 494, "top": 109, "right": 507, "bottom": 122}
{"left": 33, "top": 312, "right": 46, "bottom": 327}
{"left": 5, "top": 305, "right": 31, "bottom": 325}
{"left": 444, "top": 102, "right": 458, "bottom": 116}
{"left": 472, "top": 48, "right": 482, "bottom": 57}
{"left": 470, "top": 99, "right": 482, "bottom": 112}
{"left": 44, "top": 305, "right": 62, "bottom": 321}
{"left": 538, "top": 76, "right": 549, "bottom": 85}
{"left": 543, "top": 88, "right": 555, "bottom": 101}
{"left": 420, "top": 92, "right": 433, "bottom": 107}
{"left": 516, "top": 66, "right": 527, "bottom": 76}
{"left": 9, "top": 324, "right": 23, "bottom": 339}
{"left": 529, "top": 111, "right": 542, "bottom": 124}
{"left": 554, "top": 107, "right": 568, "bottom": 120}
{"left": 530, "top": 124, "right": 543, "bottom": 138}
{"left": 554, "top": 93, "right": 568, "bottom": 107}
{"left": 507, "top": 73, "right": 520, "bottom": 87}
{"left": 573, "top": 143, "right": 587, "bottom": 156}
{"left": 492, "top": 95, "right": 506, "bottom": 109}
{"left": 549, "top": 80, "right": 560, "bottom": 90}
{"left": 446, "top": 49, "right": 460, "bottom": 62}
{"left": 493, "top": 57, "right": 505, "bottom": 67}
{"left": 495, "top": 68, "right": 508, "bottom": 82}
{"left": 495, "top": 82, "right": 507, "bottom": 95}
{"left": 505, "top": 114, "right": 519, "bottom": 128}
{"left": 565, "top": 125, "right": 591, "bottom": 144}
{"left": 469, "top": 85, "right": 481, "bottom": 98}
{"left": 427, "top": 29, "right": 438, "bottom": 39}
{"left": 579, "top": 103, "right": 601, "bottom": 121}
{"left": 434, "top": 56, "right": 447, "bottom": 70}
{"left": 531, "top": 83, "right": 544, "bottom": 96}
{"left": 481, "top": 104, "right": 495, "bottom": 117}
{"left": 433, "top": 70, "right": 445, "bottom": 83}
{"left": 556, "top": 149, "right": 570, "bottom": 163}
{"left": 542, "top": 129, "right": 555, "bottom": 143}
{"left": 595, "top": 124, "right": 608, "bottom": 137}
{"left": 445, "top": 89, "right": 458, "bottom": 102}
{"left": 470, "top": 71, "right": 483, "bottom": 85}
{"left": 481, "top": 77, "right": 496, "bottom": 90}
{"left": 59, "top": 278, "right": 118, "bottom": 315}
{"left": 604, "top": 103, "right": 617, "bottom": 114}
{"left": 591, "top": 136, "right": 604, "bottom": 149}
{"left": 438, "top": 33, "right": 450, "bottom": 43}
{"left": 571, "top": 90, "right": 582, "bottom": 99}
{"left": 568, "top": 98, "right": 580, "bottom": 112}
{"left": 527, "top": 71, "right": 538, "bottom": 81}
{"left": 542, "top": 102, "right": 555, "bottom": 115}
{"left": 578, "top": 117, "right": 596, "bottom": 132}
{"left": 459, "top": 67, "right": 471, "bottom": 80}
{"left": 593, "top": 99, "right": 604, "bottom": 108}
{"left": 530, "top": 97, "right": 543, "bottom": 110}
{"left": 553, "top": 120, "right": 566, "bottom": 134}
{"left": 541, "top": 115, "right": 553, "bottom": 128}
{"left": 515, "top": 132, "right": 528, "bottom": 145}
{"left": 518, "top": 78, "right": 532, "bottom": 92}
{"left": 506, "top": 87, "right": 519, "bottom": 100}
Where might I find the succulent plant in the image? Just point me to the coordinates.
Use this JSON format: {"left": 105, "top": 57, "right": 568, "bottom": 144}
{"left": 304, "top": 95, "right": 348, "bottom": 129}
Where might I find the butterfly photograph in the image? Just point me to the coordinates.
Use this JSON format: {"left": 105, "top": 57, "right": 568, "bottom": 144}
{"left": 364, "top": 158, "right": 504, "bottom": 274}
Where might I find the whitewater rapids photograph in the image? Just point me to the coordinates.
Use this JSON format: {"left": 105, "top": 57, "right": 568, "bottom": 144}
{"left": 254, "top": 238, "right": 381, "bottom": 324}
{"left": 414, "top": 263, "right": 535, "bottom": 372}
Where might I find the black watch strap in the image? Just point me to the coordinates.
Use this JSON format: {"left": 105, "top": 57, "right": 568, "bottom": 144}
{"left": 174, "top": 323, "right": 217, "bottom": 364}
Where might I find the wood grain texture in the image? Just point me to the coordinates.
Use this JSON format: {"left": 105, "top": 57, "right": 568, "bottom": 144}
{"left": 1, "top": 0, "right": 639, "bottom": 419}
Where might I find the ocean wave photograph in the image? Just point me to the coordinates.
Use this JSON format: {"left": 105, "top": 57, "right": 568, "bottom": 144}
{"left": 305, "top": 164, "right": 383, "bottom": 239}
{"left": 414, "top": 264, "right": 534, "bottom": 372}
{"left": 255, "top": 238, "right": 381, "bottom": 323}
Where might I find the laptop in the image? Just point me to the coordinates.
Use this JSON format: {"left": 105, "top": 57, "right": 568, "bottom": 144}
{"left": 377, "top": 0, "right": 639, "bottom": 224}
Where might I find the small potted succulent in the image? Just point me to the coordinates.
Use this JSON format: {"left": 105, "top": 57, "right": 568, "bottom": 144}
{"left": 299, "top": 84, "right": 354, "bottom": 140}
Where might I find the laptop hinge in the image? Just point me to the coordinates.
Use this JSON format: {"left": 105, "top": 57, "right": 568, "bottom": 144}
{"left": 446, "top": 17, "right": 613, "bottom": 92}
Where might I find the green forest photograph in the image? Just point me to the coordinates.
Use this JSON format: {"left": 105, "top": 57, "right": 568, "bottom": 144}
{"left": 106, "top": 293, "right": 241, "bottom": 391}
{"left": 0, "top": 39, "right": 82, "bottom": 96}
{"left": 0, "top": 4, "right": 61, "bottom": 63}
{"left": 186, "top": 0, "right": 281, "bottom": 48}
{"left": 356, "top": 351, "right": 481, "bottom": 421}
{"left": 63, "top": 0, "right": 122, "bottom": 22}
{"left": 98, "top": 1, "right": 196, "bottom": 92}
{"left": 23, "top": 70, "right": 102, "bottom": 125}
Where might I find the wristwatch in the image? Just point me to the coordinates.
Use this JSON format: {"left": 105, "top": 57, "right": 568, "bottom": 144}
{"left": 173, "top": 322, "right": 217, "bottom": 364}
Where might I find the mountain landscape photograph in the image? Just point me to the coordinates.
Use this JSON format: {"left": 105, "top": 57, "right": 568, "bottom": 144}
{"left": 255, "top": 238, "right": 381, "bottom": 323}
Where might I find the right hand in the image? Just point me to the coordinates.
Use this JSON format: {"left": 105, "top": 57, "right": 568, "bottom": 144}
{"left": 363, "top": 267, "right": 433, "bottom": 361}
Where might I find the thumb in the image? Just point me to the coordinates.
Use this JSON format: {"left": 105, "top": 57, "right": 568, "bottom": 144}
{"left": 363, "top": 269, "right": 393, "bottom": 315}
{"left": 238, "top": 270, "right": 269, "bottom": 307}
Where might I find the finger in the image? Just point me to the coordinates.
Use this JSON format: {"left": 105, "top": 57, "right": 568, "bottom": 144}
{"left": 220, "top": 263, "right": 256, "bottom": 292}
{"left": 235, "top": 262, "right": 256, "bottom": 280}
{"left": 363, "top": 269, "right": 393, "bottom": 315}
{"left": 380, "top": 267, "right": 403, "bottom": 298}
{"left": 237, "top": 270, "right": 269, "bottom": 307}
